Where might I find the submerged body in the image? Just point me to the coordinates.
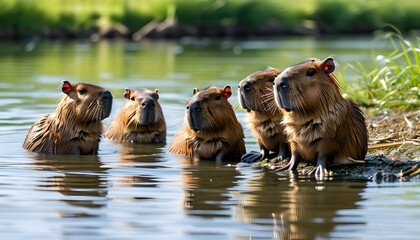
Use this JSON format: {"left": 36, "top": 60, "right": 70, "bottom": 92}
{"left": 169, "top": 85, "right": 246, "bottom": 161}
{"left": 273, "top": 57, "right": 368, "bottom": 178}
{"left": 23, "top": 81, "right": 113, "bottom": 154}
{"left": 238, "top": 67, "right": 289, "bottom": 162}
{"left": 106, "top": 88, "right": 166, "bottom": 143}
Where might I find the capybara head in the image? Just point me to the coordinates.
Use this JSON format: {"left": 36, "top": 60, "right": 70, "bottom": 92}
{"left": 273, "top": 57, "right": 339, "bottom": 113}
{"left": 186, "top": 85, "right": 233, "bottom": 132}
{"left": 60, "top": 80, "right": 113, "bottom": 123}
{"left": 123, "top": 88, "right": 163, "bottom": 125}
{"left": 238, "top": 67, "right": 281, "bottom": 114}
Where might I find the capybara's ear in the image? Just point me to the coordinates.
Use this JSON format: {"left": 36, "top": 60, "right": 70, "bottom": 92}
{"left": 323, "top": 57, "right": 335, "bottom": 74}
{"left": 61, "top": 80, "right": 73, "bottom": 94}
{"left": 265, "top": 66, "right": 281, "bottom": 81}
{"left": 193, "top": 88, "right": 200, "bottom": 95}
{"left": 222, "top": 85, "right": 232, "bottom": 99}
{"left": 155, "top": 89, "right": 159, "bottom": 99}
{"left": 124, "top": 88, "right": 131, "bottom": 99}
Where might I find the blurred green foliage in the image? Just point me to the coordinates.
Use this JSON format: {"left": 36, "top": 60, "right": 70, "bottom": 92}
{"left": 314, "top": 0, "right": 420, "bottom": 33}
{"left": 0, "top": 0, "right": 419, "bottom": 38}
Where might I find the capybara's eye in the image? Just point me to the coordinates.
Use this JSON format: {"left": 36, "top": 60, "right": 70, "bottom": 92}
{"left": 215, "top": 94, "right": 222, "bottom": 100}
{"left": 269, "top": 75, "right": 277, "bottom": 82}
{"left": 78, "top": 88, "right": 87, "bottom": 95}
{"left": 130, "top": 97, "right": 135, "bottom": 101}
{"left": 307, "top": 68, "right": 316, "bottom": 77}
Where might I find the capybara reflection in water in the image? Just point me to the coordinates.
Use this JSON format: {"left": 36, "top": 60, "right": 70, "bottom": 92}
{"left": 238, "top": 67, "right": 289, "bottom": 163}
{"left": 169, "top": 85, "right": 246, "bottom": 161}
{"left": 273, "top": 57, "right": 368, "bottom": 178}
{"left": 23, "top": 80, "right": 113, "bottom": 154}
{"left": 105, "top": 88, "right": 166, "bottom": 143}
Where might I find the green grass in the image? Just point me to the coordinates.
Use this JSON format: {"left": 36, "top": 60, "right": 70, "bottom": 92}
{"left": 342, "top": 28, "right": 420, "bottom": 113}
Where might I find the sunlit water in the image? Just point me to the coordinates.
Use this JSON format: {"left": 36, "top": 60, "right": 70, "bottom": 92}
{"left": 1, "top": 37, "right": 420, "bottom": 239}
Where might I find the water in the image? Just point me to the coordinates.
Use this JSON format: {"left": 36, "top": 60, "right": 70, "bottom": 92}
{"left": 1, "top": 37, "right": 420, "bottom": 239}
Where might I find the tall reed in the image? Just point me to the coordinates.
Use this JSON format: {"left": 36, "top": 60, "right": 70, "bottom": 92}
{"left": 342, "top": 29, "right": 420, "bottom": 113}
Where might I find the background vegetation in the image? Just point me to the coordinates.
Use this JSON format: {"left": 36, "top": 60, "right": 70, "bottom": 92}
{"left": 0, "top": 0, "right": 418, "bottom": 113}
{"left": 0, "top": 0, "right": 419, "bottom": 39}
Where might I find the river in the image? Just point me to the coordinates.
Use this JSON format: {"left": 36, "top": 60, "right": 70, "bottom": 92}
{"left": 1, "top": 37, "right": 419, "bottom": 239}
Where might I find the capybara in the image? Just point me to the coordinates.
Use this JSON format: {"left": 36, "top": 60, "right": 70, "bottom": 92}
{"left": 169, "top": 85, "right": 246, "bottom": 161}
{"left": 23, "top": 80, "right": 113, "bottom": 154}
{"left": 105, "top": 88, "right": 166, "bottom": 143}
{"left": 273, "top": 57, "right": 368, "bottom": 178}
{"left": 238, "top": 67, "right": 289, "bottom": 163}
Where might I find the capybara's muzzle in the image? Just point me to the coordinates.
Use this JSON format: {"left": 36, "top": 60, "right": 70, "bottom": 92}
{"left": 274, "top": 76, "right": 291, "bottom": 112}
{"left": 140, "top": 98, "right": 156, "bottom": 124}
{"left": 187, "top": 101, "right": 202, "bottom": 132}
{"left": 238, "top": 80, "right": 253, "bottom": 111}
{"left": 101, "top": 90, "right": 113, "bottom": 119}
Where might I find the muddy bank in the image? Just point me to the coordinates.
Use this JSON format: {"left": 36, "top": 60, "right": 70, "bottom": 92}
{"left": 367, "top": 110, "right": 419, "bottom": 161}
{"left": 0, "top": 20, "right": 316, "bottom": 41}
{"left": 1, "top": 18, "right": 414, "bottom": 41}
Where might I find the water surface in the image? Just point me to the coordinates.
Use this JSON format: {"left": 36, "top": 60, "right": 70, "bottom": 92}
{"left": 1, "top": 37, "right": 419, "bottom": 239}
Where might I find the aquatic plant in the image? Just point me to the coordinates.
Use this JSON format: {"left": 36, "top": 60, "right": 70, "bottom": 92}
{"left": 342, "top": 28, "right": 420, "bottom": 112}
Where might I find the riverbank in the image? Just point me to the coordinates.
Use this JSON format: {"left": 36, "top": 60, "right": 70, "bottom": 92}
{"left": 1, "top": 0, "right": 419, "bottom": 40}
{"left": 247, "top": 110, "right": 420, "bottom": 181}
{"left": 367, "top": 111, "right": 419, "bottom": 161}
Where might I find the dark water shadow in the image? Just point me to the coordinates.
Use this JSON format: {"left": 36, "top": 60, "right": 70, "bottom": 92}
{"left": 234, "top": 170, "right": 368, "bottom": 239}
{"left": 178, "top": 156, "right": 240, "bottom": 219}
{"left": 112, "top": 142, "right": 168, "bottom": 198}
{"left": 30, "top": 153, "right": 109, "bottom": 217}
{"left": 117, "top": 142, "right": 166, "bottom": 164}
{"left": 176, "top": 156, "right": 368, "bottom": 238}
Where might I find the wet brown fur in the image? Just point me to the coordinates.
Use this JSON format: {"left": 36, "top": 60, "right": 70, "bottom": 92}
{"left": 169, "top": 86, "right": 246, "bottom": 161}
{"left": 105, "top": 88, "right": 166, "bottom": 143}
{"left": 274, "top": 58, "right": 368, "bottom": 166}
{"left": 23, "top": 81, "right": 113, "bottom": 154}
{"left": 238, "top": 67, "right": 289, "bottom": 159}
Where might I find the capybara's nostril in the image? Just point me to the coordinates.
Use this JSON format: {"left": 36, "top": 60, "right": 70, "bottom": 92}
{"left": 194, "top": 106, "right": 201, "bottom": 112}
{"left": 142, "top": 99, "right": 155, "bottom": 108}
{"left": 102, "top": 90, "right": 112, "bottom": 100}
